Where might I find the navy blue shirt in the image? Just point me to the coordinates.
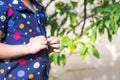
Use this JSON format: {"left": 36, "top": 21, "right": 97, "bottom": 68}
{"left": 0, "top": 0, "right": 49, "bottom": 80}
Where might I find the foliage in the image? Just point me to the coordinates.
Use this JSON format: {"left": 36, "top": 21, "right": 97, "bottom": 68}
{"left": 41, "top": 0, "right": 120, "bottom": 66}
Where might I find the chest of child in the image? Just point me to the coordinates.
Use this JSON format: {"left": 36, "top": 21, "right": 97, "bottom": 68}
{"left": 2, "top": 5, "right": 46, "bottom": 45}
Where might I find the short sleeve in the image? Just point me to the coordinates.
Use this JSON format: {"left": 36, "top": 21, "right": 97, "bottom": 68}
{"left": 0, "top": 1, "right": 8, "bottom": 31}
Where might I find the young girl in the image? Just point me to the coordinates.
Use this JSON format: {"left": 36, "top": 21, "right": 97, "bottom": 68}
{"left": 0, "top": 0, "right": 60, "bottom": 80}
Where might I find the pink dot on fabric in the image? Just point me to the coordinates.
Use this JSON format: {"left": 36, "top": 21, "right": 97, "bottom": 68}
{"left": 12, "top": 76, "right": 16, "bottom": 80}
{"left": 33, "top": 32, "right": 36, "bottom": 35}
{"left": 18, "top": 58, "right": 26, "bottom": 66}
{"left": 39, "top": 56, "right": 43, "bottom": 60}
{"left": 33, "top": 17, "right": 36, "bottom": 21}
{"left": 8, "top": 8, "right": 13, "bottom": 16}
{"left": 13, "top": 32, "right": 21, "bottom": 40}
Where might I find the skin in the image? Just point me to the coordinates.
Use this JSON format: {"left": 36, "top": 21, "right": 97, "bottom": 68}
{"left": 0, "top": 0, "right": 60, "bottom": 59}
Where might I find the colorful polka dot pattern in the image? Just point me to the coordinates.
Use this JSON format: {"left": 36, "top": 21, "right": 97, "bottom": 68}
{"left": 0, "top": 0, "right": 49, "bottom": 80}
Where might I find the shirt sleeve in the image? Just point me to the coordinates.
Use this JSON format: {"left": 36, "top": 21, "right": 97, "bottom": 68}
{"left": 0, "top": 1, "right": 8, "bottom": 31}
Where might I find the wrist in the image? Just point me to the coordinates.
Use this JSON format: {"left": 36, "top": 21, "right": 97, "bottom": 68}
{"left": 24, "top": 44, "right": 31, "bottom": 55}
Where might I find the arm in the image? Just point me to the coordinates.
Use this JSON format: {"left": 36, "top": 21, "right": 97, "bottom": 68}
{"left": 0, "top": 31, "right": 47, "bottom": 59}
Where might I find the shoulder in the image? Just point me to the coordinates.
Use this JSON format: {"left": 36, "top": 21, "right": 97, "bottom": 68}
{"left": 0, "top": 0, "right": 8, "bottom": 12}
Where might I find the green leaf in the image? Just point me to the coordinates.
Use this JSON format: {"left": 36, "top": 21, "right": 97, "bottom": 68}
{"left": 83, "top": 24, "right": 93, "bottom": 35}
{"left": 70, "top": 43, "right": 77, "bottom": 53}
{"left": 69, "top": 13, "right": 78, "bottom": 24}
{"left": 60, "top": 36, "right": 73, "bottom": 49}
{"left": 71, "top": 1, "right": 78, "bottom": 8}
{"left": 79, "top": 46, "right": 88, "bottom": 60}
{"left": 57, "top": 28, "right": 66, "bottom": 37}
{"left": 86, "top": 0, "right": 94, "bottom": 4}
{"left": 107, "top": 28, "right": 113, "bottom": 42}
{"left": 60, "top": 54, "right": 66, "bottom": 66}
{"left": 52, "top": 53, "right": 59, "bottom": 65}
{"left": 50, "top": 19, "right": 58, "bottom": 36}
{"left": 93, "top": 47, "right": 100, "bottom": 59}
{"left": 55, "top": 2, "right": 64, "bottom": 10}
{"left": 60, "top": 17, "right": 68, "bottom": 26}
{"left": 90, "top": 28, "right": 97, "bottom": 42}
{"left": 48, "top": 12, "right": 58, "bottom": 21}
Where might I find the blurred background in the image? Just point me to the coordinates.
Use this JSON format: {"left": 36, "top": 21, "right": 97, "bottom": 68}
{"left": 40, "top": 0, "right": 120, "bottom": 80}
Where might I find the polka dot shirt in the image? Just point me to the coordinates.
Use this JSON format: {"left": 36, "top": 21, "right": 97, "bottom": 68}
{"left": 0, "top": 0, "right": 49, "bottom": 80}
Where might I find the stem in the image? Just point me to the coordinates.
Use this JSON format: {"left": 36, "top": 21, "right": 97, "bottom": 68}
{"left": 80, "top": 0, "right": 87, "bottom": 36}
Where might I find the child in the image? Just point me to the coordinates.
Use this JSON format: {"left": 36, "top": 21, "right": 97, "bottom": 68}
{"left": 0, "top": 0, "right": 60, "bottom": 80}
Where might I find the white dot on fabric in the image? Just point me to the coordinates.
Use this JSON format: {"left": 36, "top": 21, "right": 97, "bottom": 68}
{"left": 27, "top": 68, "right": 30, "bottom": 70}
{"left": 19, "top": 6, "right": 22, "bottom": 9}
{"left": 23, "top": 42, "right": 26, "bottom": 44}
{"left": 16, "top": 16, "right": 19, "bottom": 19}
{"left": 38, "top": 20, "right": 41, "bottom": 24}
{"left": 7, "top": 34, "right": 10, "bottom": 36}
{"left": 37, "top": 14, "right": 39, "bottom": 16}
{"left": 4, "top": 78, "right": 6, "bottom": 80}
{"left": 25, "top": 32, "right": 28, "bottom": 35}
{"left": 21, "top": 14, "right": 27, "bottom": 18}
{"left": 4, "top": 59, "right": 10, "bottom": 64}
{"left": 4, "top": 12, "right": 6, "bottom": 14}
{"left": 2, "top": 25, "right": 4, "bottom": 28}
{"left": 33, "top": 62, "right": 40, "bottom": 69}
{"left": 42, "top": 65, "right": 44, "bottom": 68}
{"left": 0, "top": 1, "right": 4, "bottom": 6}
{"left": 29, "top": 37, "right": 34, "bottom": 41}
{"left": 12, "top": 0, "right": 18, "bottom": 4}
{"left": 30, "top": 58, "right": 33, "bottom": 61}
{"left": 17, "top": 70, "right": 25, "bottom": 77}
{"left": 8, "top": 67, "right": 11, "bottom": 70}
{"left": 0, "top": 15, "right": 6, "bottom": 22}
{"left": 37, "top": 72, "right": 41, "bottom": 75}
{"left": 27, "top": 21, "right": 30, "bottom": 24}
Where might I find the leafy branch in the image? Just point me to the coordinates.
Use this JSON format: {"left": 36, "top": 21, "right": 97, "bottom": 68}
{"left": 42, "top": 0, "right": 120, "bottom": 66}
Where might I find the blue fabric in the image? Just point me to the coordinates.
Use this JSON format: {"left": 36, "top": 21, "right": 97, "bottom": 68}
{"left": 0, "top": 0, "right": 49, "bottom": 80}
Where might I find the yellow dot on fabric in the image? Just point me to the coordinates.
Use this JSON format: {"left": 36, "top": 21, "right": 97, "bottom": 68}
{"left": 28, "top": 74, "right": 34, "bottom": 79}
{"left": 0, "top": 69, "right": 4, "bottom": 74}
{"left": 19, "top": 24, "right": 24, "bottom": 29}
{"left": 29, "top": 29, "right": 33, "bottom": 33}
{"left": 8, "top": 74, "right": 12, "bottom": 78}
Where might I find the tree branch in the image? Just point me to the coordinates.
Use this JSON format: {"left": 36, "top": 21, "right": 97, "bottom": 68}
{"left": 45, "top": 0, "right": 55, "bottom": 10}
{"left": 66, "top": 14, "right": 96, "bottom": 34}
{"left": 80, "top": 0, "right": 87, "bottom": 36}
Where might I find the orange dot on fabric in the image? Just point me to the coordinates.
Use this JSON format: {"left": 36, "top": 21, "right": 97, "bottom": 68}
{"left": 18, "top": 58, "right": 26, "bottom": 66}
{"left": 8, "top": 4, "right": 12, "bottom": 7}
{"left": 28, "top": 74, "right": 34, "bottom": 79}
{"left": 0, "top": 69, "right": 4, "bottom": 74}
{"left": 29, "top": 29, "right": 33, "bottom": 33}
{"left": 13, "top": 32, "right": 21, "bottom": 40}
{"left": 19, "top": 24, "right": 24, "bottom": 29}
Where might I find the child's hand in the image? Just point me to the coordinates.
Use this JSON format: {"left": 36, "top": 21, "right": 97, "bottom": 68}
{"left": 27, "top": 36, "right": 47, "bottom": 54}
{"left": 47, "top": 37, "right": 60, "bottom": 53}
